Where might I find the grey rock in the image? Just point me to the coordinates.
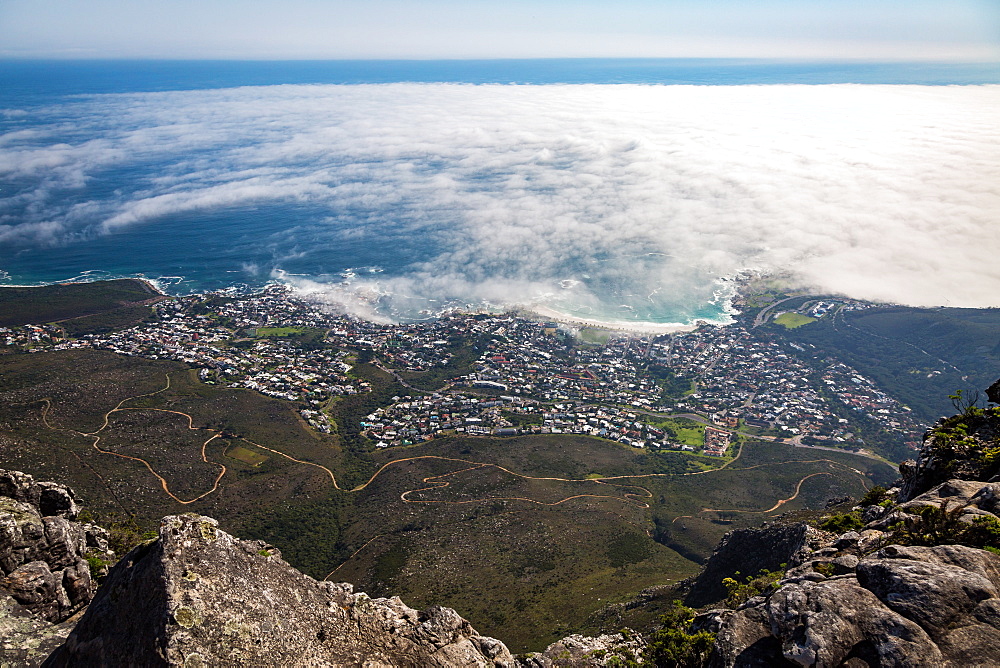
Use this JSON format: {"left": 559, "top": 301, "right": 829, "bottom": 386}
{"left": 872, "top": 544, "right": 1000, "bottom": 589}
{"left": 0, "top": 471, "right": 78, "bottom": 520}
{"left": 708, "top": 602, "right": 794, "bottom": 667}
{"left": 831, "top": 554, "right": 859, "bottom": 574}
{"left": 969, "top": 483, "right": 1000, "bottom": 514}
{"left": 523, "top": 632, "right": 644, "bottom": 667}
{"left": 0, "top": 594, "right": 76, "bottom": 668}
{"left": 861, "top": 503, "right": 890, "bottom": 524}
{"left": 45, "top": 514, "right": 515, "bottom": 667}
{"left": 900, "top": 479, "right": 988, "bottom": 513}
{"left": 833, "top": 532, "right": 860, "bottom": 550}
{"left": 686, "top": 523, "right": 817, "bottom": 607}
{"left": 0, "top": 471, "right": 107, "bottom": 624}
{"left": 767, "top": 577, "right": 944, "bottom": 667}
{"left": 857, "top": 553, "right": 997, "bottom": 639}
{"left": 987, "top": 379, "right": 1000, "bottom": 405}
{"left": 707, "top": 535, "right": 1000, "bottom": 666}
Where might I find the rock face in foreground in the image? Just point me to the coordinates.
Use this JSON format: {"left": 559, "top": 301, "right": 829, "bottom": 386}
{"left": 703, "top": 391, "right": 1000, "bottom": 668}
{"left": 45, "top": 514, "right": 515, "bottom": 667}
{"left": 707, "top": 540, "right": 1000, "bottom": 667}
{"left": 0, "top": 469, "right": 113, "bottom": 666}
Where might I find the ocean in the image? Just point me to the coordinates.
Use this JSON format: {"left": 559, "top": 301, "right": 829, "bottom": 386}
{"left": 2, "top": 59, "right": 999, "bottom": 327}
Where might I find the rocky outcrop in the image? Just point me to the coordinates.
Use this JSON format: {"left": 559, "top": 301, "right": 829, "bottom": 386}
{"left": 686, "top": 523, "right": 824, "bottom": 607}
{"left": 704, "top": 384, "right": 1000, "bottom": 668}
{"left": 707, "top": 541, "right": 1000, "bottom": 668}
{"left": 45, "top": 513, "right": 516, "bottom": 667}
{"left": 0, "top": 469, "right": 113, "bottom": 666}
{"left": 0, "top": 593, "right": 78, "bottom": 666}
{"left": 899, "top": 403, "right": 1000, "bottom": 502}
{"left": 0, "top": 469, "right": 112, "bottom": 623}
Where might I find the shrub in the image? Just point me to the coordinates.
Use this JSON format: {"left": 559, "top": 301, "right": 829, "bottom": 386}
{"left": 642, "top": 601, "right": 715, "bottom": 668}
{"left": 722, "top": 566, "right": 785, "bottom": 609}
{"left": 813, "top": 562, "right": 835, "bottom": 577}
{"left": 890, "top": 501, "right": 1000, "bottom": 550}
{"left": 820, "top": 512, "right": 863, "bottom": 534}
{"left": 85, "top": 554, "right": 107, "bottom": 578}
{"left": 859, "top": 486, "right": 890, "bottom": 507}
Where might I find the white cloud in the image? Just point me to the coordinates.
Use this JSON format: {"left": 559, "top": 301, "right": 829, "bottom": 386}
{"left": 1, "top": 83, "right": 999, "bottom": 321}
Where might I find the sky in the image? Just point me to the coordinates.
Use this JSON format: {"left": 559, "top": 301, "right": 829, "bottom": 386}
{"left": 1, "top": 0, "right": 998, "bottom": 61}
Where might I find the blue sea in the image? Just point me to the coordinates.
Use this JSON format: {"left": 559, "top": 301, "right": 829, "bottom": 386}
{"left": 1, "top": 59, "right": 998, "bottom": 326}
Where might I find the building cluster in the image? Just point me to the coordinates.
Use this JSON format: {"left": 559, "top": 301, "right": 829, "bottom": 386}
{"left": 3, "top": 284, "right": 924, "bottom": 455}
{"left": 363, "top": 393, "right": 702, "bottom": 451}
{"left": 19, "top": 285, "right": 370, "bottom": 405}
{"left": 0, "top": 324, "right": 62, "bottom": 349}
{"left": 663, "top": 324, "right": 921, "bottom": 444}
{"left": 455, "top": 318, "right": 660, "bottom": 406}
{"left": 819, "top": 361, "right": 922, "bottom": 440}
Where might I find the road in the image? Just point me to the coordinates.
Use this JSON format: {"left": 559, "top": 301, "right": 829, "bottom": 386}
{"left": 753, "top": 296, "right": 799, "bottom": 328}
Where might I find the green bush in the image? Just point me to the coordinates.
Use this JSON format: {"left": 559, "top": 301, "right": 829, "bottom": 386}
{"left": 642, "top": 601, "right": 715, "bottom": 668}
{"left": 722, "top": 566, "right": 785, "bottom": 609}
{"left": 820, "top": 512, "right": 863, "bottom": 534}
{"left": 890, "top": 501, "right": 1000, "bottom": 550}
{"left": 85, "top": 554, "right": 107, "bottom": 578}
{"left": 859, "top": 486, "right": 890, "bottom": 507}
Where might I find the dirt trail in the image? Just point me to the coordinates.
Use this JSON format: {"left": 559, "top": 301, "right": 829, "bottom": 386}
{"left": 33, "top": 375, "right": 869, "bottom": 550}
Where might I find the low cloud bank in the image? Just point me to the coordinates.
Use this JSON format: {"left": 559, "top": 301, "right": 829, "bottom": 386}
{"left": 1, "top": 83, "right": 998, "bottom": 318}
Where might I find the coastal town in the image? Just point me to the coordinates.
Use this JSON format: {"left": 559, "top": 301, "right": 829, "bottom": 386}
{"left": 1, "top": 283, "right": 924, "bottom": 457}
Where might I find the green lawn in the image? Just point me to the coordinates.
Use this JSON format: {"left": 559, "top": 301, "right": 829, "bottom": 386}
{"left": 577, "top": 327, "right": 613, "bottom": 345}
{"left": 255, "top": 326, "right": 308, "bottom": 337}
{"left": 773, "top": 312, "right": 817, "bottom": 329}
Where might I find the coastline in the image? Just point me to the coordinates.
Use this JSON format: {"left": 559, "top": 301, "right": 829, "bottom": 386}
{"left": 1, "top": 274, "right": 728, "bottom": 334}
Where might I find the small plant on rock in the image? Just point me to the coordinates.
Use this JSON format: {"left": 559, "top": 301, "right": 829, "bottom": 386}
{"left": 722, "top": 565, "right": 786, "bottom": 609}
{"left": 859, "top": 486, "right": 890, "bottom": 507}
{"left": 889, "top": 501, "right": 1000, "bottom": 550}
{"left": 820, "top": 512, "right": 863, "bottom": 534}
{"left": 642, "top": 601, "right": 715, "bottom": 668}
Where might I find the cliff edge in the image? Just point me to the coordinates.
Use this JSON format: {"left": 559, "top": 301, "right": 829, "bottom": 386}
{"left": 44, "top": 514, "right": 515, "bottom": 667}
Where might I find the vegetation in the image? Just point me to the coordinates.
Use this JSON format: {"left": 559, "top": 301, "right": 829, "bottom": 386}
{"left": 642, "top": 601, "right": 715, "bottom": 668}
{"left": 397, "top": 334, "right": 488, "bottom": 391}
{"left": 0, "top": 279, "right": 159, "bottom": 331}
{"left": 889, "top": 502, "right": 1000, "bottom": 550}
{"left": 859, "top": 485, "right": 890, "bottom": 507}
{"left": 0, "top": 341, "right": 895, "bottom": 652}
{"left": 85, "top": 554, "right": 108, "bottom": 578}
{"left": 652, "top": 368, "right": 695, "bottom": 402}
{"left": 924, "top": 395, "right": 1000, "bottom": 481}
{"left": 772, "top": 312, "right": 816, "bottom": 329}
{"left": 774, "top": 305, "right": 1000, "bottom": 424}
{"left": 722, "top": 566, "right": 785, "bottom": 609}
{"left": 819, "top": 512, "right": 864, "bottom": 534}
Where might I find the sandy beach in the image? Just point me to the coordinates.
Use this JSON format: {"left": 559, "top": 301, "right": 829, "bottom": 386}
{"left": 523, "top": 304, "right": 710, "bottom": 336}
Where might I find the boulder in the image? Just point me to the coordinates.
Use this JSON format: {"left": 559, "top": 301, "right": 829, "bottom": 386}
{"left": 45, "top": 514, "right": 515, "bottom": 667}
{"left": 0, "top": 470, "right": 108, "bottom": 623}
{"left": 686, "top": 523, "right": 820, "bottom": 607}
{"left": 0, "top": 593, "right": 77, "bottom": 667}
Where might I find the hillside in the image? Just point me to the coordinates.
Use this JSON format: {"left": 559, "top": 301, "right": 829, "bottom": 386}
{"left": 769, "top": 302, "right": 1000, "bottom": 423}
{"left": 0, "top": 346, "right": 893, "bottom": 651}
{"left": 3, "top": 379, "right": 997, "bottom": 666}
{"left": 0, "top": 278, "right": 162, "bottom": 334}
